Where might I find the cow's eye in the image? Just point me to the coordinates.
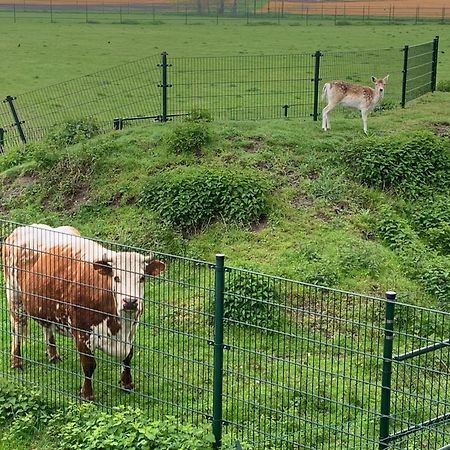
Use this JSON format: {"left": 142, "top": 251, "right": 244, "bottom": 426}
{"left": 114, "top": 276, "right": 120, "bottom": 283}
{"left": 139, "top": 275, "right": 145, "bottom": 283}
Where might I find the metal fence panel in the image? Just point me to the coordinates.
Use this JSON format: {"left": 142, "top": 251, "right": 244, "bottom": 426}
{"left": 405, "top": 41, "right": 435, "bottom": 103}
{"left": 1, "top": 54, "right": 161, "bottom": 147}
{"left": 169, "top": 53, "right": 315, "bottom": 120}
{"left": 2, "top": 220, "right": 450, "bottom": 448}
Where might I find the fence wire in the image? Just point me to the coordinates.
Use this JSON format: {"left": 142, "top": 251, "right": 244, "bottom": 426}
{"left": 1, "top": 219, "right": 450, "bottom": 448}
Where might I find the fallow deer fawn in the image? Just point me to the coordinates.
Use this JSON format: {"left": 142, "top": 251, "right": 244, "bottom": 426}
{"left": 322, "top": 75, "right": 389, "bottom": 134}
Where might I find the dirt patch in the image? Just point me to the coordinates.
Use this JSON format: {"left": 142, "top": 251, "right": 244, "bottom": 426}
{"left": 244, "top": 136, "right": 265, "bottom": 153}
{"left": 250, "top": 216, "right": 268, "bottom": 232}
{"left": 432, "top": 122, "right": 450, "bottom": 138}
{"left": 265, "top": 0, "right": 448, "bottom": 17}
{"left": 292, "top": 190, "right": 314, "bottom": 209}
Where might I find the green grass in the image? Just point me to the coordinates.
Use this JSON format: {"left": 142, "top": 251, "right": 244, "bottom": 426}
{"left": 0, "top": 21, "right": 449, "bottom": 95}
{"left": 1, "top": 18, "right": 450, "bottom": 450}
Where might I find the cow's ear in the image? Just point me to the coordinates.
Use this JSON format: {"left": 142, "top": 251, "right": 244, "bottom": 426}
{"left": 93, "top": 261, "right": 113, "bottom": 276}
{"left": 371, "top": 76, "right": 376, "bottom": 83}
{"left": 145, "top": 260, "right": 166, "bottom": 276}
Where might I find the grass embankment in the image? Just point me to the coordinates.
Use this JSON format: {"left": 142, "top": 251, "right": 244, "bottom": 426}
{"left": 1, "top": 92, "right": 449, "bottom": 297}
{"left": 1, "top": 85, "right": 450, "bottom": 450}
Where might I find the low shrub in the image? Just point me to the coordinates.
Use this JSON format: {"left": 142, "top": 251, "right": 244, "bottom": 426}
{"left": 165, "top": 121, "right": 211, "bottom": 154}
{"left": 139, "top": 167, "right": 270, "bottom": 232}
{"left": 51, "top": 404, "right": 214, "bottom": 450}
{"left": 221, "top": 272, "right": 282, "bottom": 329}
{"left": 375, "top": 207, "right": 416, "bottom": 250}
{"left": 410, "top": 196, "right": 450, "bottom": 253}
{"left": 343, "top": 130, "right": 450, "bottom": 198}
{"left": 420, "top": 261, "right": 450, "bottom": 305}
{"left": 45, "top": 117, "right": 101, "bottom": 149}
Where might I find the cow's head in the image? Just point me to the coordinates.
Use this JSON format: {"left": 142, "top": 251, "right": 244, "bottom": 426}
{"left": 94, "top": 251, "right": 165, "bottom": 314}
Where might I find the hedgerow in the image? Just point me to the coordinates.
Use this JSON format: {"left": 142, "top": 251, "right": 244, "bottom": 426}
{"left": 343, "top": 130, "right": 450, "bottom": 199}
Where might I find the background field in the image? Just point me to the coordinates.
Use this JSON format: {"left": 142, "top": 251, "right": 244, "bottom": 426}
{"left": 0, "top": 21, "right": 449, "bottom": 96}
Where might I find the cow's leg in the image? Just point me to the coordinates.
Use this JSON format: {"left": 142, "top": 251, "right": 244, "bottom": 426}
{"left": 7, "top": 282, "right": 27, "bottom": 369}
{"left": 120, "top": 346, "right": 134, "bottom": 391}
{"left": 75, "top": 333, "right": 96, "bottom": 401}
{"left": 44, "top": 325, "right": 61, "bottom": 363}
{"left": 10, "top": 311, "right": 27, "bottom": 369}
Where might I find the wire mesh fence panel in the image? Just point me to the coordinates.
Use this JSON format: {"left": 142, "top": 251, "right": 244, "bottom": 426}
{"left": 405, "top": 41, "right": 435, "bottom": 104}
{"left": 320, "top": 47, "right": 404, "bottom": 108}
{"left": 2, "top": 54, "right": 161, "bottom": 147}
{"left": 388, "top": 301, "right": 450, "bottom": 449}
{"left": 169, "top": 53, "right": 315, "bottom": 120}
{"left": 0, "top": 100, "right": 21, "bottom": 149}
{"left": 0, "top": 220, "right": 215, "bottom": 423}
{"left": 220, "top": 266, "right": 387, "bottom": 449}
{"left": 3, "top": 219, "right": 450, "bottom": 448}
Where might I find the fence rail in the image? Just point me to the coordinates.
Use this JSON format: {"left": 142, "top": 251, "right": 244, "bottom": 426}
{"left": 0, "top": 37, "right": 439, "bottom": 149}
{"left": 1, "top": 219, "right": 450, "bottom": 448}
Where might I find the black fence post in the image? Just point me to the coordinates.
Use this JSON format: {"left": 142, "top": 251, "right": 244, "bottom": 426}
{"left": 212, "top": 254, "right": 225, "bottom": 449}
{"left": 311, "top": 50, "right": 322, "bottom": 121}
{"left": 159, "top": 51, "right": 171, "bottom": 122}
{"left": 379, "top": 291, "right": 396, "bottom": 450}
{"left": 431, "top": 35, "right": 439, "bottom": 92}
{"left": 4, "top": 96, "right": 26, "bottom": 144}
{"left": 0, "top": 128, "right": 4, "bottom": 152}
{"left": 113, "top": 118, "right": 123, "bottom": 130}
{"left": 401, "top": 45, "right": 409, "bottom": 108}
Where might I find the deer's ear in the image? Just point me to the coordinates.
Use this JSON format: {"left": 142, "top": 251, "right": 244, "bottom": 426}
{"left": 371, "top": 76, "right": 376, "bottom": 83}
{"left": 383, "top": 75, "right": 390, "bottom": 83}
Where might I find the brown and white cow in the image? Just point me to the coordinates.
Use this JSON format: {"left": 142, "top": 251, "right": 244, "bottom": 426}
{"left": 1, "top": 224, "right": 165, "bottom": 400}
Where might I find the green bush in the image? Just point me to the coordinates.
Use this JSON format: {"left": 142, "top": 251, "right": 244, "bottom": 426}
{"left": 437, "top": 80, "right": 450, "bottom": 92}
{"left": 0, "top": 142, "right": 42, "bottom": 172}
{"left": 221, "top": 272, "right": 282, "bottom": 329}
{"left": 165, "top": 121, "right": 211, "bottom": 154}
{"left": 410, "top": 196, "right": 450, "bottom": 253}
{"left": 186, "top": 108, "right": 213, "bottom": 122}
{"left": 50, "top": 404, "right": 214, "bottom": 450}
{"left": 139, "top": 167, "right": 270, "bottom": 232}
{"left": 343, "top": 131, "right": 450, "bottom": 198}
{"left": 420, "top": 262, "right": 450, "bottom": 305}
{"left": 375, "top": 207, "right": 416, "bottom": 250}
{"left": 46, "top": 117, "right": 101, "bottom": 149}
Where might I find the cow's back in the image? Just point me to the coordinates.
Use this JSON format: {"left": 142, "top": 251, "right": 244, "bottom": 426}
{"left": 3, "top": 224, "right": 116, "bottom": 331}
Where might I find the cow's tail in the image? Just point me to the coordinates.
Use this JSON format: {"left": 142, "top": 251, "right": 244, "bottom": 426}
{"left": 322, "top": 82, "right": 331, "bottom": 103}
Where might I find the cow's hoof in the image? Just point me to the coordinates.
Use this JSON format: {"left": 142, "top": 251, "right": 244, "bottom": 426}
{"left": 120, "top": 382, "right": 134, "bottom": 392}
{"left": 80, "top": 390, "right": 94, "bottom": 402}
{"left": 48, "top": 355, "right": 62, "bottom": 363}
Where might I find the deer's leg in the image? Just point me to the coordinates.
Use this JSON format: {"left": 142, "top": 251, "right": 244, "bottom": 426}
{"left": 361, "top": 109, "right": 369, "bottom": 134}
{"left": 322, "top": 104, "right": 335, "bottom": 131}
{"left": 44, "top": 324, "right": 61, "bottom": 363}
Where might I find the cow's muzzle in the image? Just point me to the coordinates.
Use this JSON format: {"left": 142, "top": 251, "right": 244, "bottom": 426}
{"left": 122, "top": 298, "right": 138, "bottom": 311}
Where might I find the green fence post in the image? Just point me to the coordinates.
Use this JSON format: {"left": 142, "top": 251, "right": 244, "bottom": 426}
{"left": 431, "top": 36, "right": 439, "bottom": 92}
{"left": 401, "top": 45, "right": 409, "bottom": 108}
{"left": 4, "top": 96, "right": 26, "bottom": 144}
{"left": 212, "top": 253, "right": 225, "bottom": 449}
{"left": 311, "top": 50, "right": 322, "bottom": 121}
{"left": 159, "top": 51, "right": 171, "bottom": 122}
{"left": 379, "top": 291, "right": 396, "bottom": 450}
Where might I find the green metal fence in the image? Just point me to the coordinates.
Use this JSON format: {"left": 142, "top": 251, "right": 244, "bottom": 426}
{"left": 1, "top": 219, "right": 450, "bottom": 448}
{"left": 0, "top": 38, "right": 439, "bottom": 149}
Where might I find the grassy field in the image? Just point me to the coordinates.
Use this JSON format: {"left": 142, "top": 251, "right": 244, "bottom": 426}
{"left": 0, "top": 21, "right": 449, "bottom": 95}
{"left": 1, "top": 19, "right": 450, "bottom": 450}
